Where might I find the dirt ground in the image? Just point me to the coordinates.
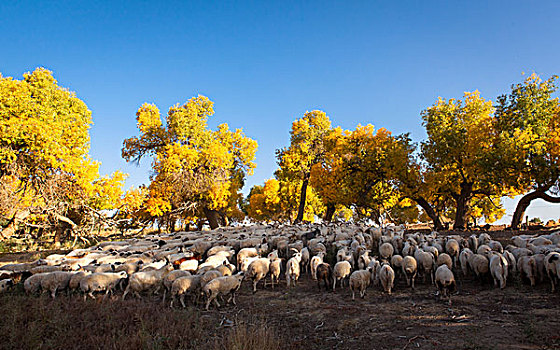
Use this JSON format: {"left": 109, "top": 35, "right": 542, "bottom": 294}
{"left": 1, "top": 230, "right": 560, "bottom": 350}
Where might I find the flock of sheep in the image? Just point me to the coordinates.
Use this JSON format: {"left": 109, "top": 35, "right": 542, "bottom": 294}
{"left": 1, "top": 223, "right": 560, "bottom": 310}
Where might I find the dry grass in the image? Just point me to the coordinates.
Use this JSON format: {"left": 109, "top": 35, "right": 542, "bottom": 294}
{"left": 0, "top": 287, "right": 281, "bottom": 350}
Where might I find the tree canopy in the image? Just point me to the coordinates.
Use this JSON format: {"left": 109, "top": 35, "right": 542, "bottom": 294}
{"left": 121, "top": 96, "right": 257, "bottom": 229}
{"left": 0, "top": 68, "right": 125, "bottom": 240}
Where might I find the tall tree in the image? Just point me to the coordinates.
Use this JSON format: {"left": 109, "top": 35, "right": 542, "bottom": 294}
{"left": 122, "top": 96, "right": 257, "bottom": 230}
{"left": 494, "top": 74, "right": 560, "bottom": 229}
{"left": 385, "top": 134, "right": 446, "bottom": 230}
{"left": 421, "top": 91, "right": 506, "bottom": 230}
{"left": 0, "top": 68, "right": 125, "bottom": 240}
{"left": 276, "top": 110, "right": 332, "bottom": 223}
{"left": 309, "top": 127, "right": 348, "bottom": 221}
{"left": 335, "top": 125, "right": 401, "bottom": 224}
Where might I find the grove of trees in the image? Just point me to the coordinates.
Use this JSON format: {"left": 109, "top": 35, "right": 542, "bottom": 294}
{"left": 1, "top": 68, "right": 558, "bottom": 243}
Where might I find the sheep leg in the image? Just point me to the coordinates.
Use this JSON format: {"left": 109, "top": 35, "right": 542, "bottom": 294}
{"left": 351, "top": 288, "right": 355, "bottom": 300}
{"left": 252, "top": 279, "right": 257, "bottom": 294}
{"left": 122, "top": 286, "right": 129, "bottom": 300}
{"left": 548, "top": 272, "right": 555, "bottom": 292}
{"left": 162, "top": 289, "right": 167, "bottom": 304}
{"left": 51, "top": 287, "right": 57, "bottom": 299}
{"left": 332, "top": 277, "right": 336, "bottom": 292}
{"left": 180, "top": 294, "right": 187, "bottom": 308}
{"left": 231, "top": 292, "right": 237, "bottom": 306}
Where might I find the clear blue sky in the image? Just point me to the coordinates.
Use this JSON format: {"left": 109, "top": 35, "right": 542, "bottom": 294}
{"left": 1, "top": 1, "right": 559, "bottom": 223}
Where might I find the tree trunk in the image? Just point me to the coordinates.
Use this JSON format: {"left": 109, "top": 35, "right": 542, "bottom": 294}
{"left": 413, "top": 196, "right": 444, "bottom": 231}
{"left": 453, "top": 182, "right": 473, "bottom": 231}
{"left": 294, "top": 175, "right": 310, "bottom": 224}
{"left": 324, "top": 204, "right": 336, "bottom": 222}
{"left": 511, "top": 190, "right": 560, "bottom": 229}
{"left": 204, "top": 207, "right": 221, "bottom": 230}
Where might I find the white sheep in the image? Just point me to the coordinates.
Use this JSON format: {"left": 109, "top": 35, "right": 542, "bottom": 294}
{"left": 437, "top": 253, "right": 453, "bottom": 270}
{"left": 336, "top": 247, "right": 354, "bottom": 267}
{"left": 378, "top": 263, "right": 395, "bottom": 294}
{"left": 162, "top": 270, "right": 192, "bottom": 302}
{"left": 488, "top": 240, "right": 504, "bottom": 254}
{"left": 391, "top": 255, "right": 404, "bottom": 275}
{"left": 468, "top": 234, "right": 479, "bottom": 251}
{"left": 310, "top": 252, "right": 325, "bottom": 280}
{"left": 122, "top": 265, "right": 173, "bottom": 299}
{"left": 349, "top": 267, "right": 373, "bottom": 300}
{"left": 379, "top": 243, "right": 394, "bottom": 261}
{"left": 358, "top": 250, "right": 373, "bottom": 271}
{"left": 215, "top": 263, "right": 236, "bottom": 277}
{"left": 197, "top": 254, "right": 229, "bottom": 270}
{"left": 68, "top": 271, "right": 91, "bottom": 291}
{"left": 478, "top": 233, "right": 491, "bottom": 246}
{"left": 415, "top": 249, "right": 436, "bottom": 284}
{"left": 301, "top": 247, "right": 310, "bottom": 274}
{"left": 178, "top": 259, "right": 199, "bottom": 272}
{"left": 435, "top": 265, "right": 456, "bottom": 305}
{"left": 170, "top": 275, "right": 201, "bottom": 308}
{"left": 503, "top": 250, "right": 517, "bottom": 277}
{"left": 422, "top": 244, "right": 439, "bottom": 259}
{"left": 468, "top": 254, "right": 490, "bottom": 282}
{"left": 402, "top": 242, "right": 417, "bottom": 257}
{"left": 477, "top": 245, "right": 492, "bottom": 256}
{"left": 40, "top": 271, "right": 75, "bottom": 298}
{"left": 445, "top": 239, "right": 460, "bottom": 267}
{"left": 199, "top": 269, "right": 224, "bottom": 290}
{"left": 402, "top": 256, "right": 417, "bottom": 289}
{"left": 459, "top": 248, "right": 473, "bottom": 277}
{"left": 236, "top": 248, "right": 259, "bottom": 270}
{"left": 489, "top": 253, "right": 509, "bottom": 289}
{"left": 517, "top": 256, "right": 537, "bottom": 286}
{"left": 206, "top": 245, "right": 234, "bottom": 257}
{"left": 24, "top": 273, "right": 49, "bottom": 295}
{"left": 333, "top": 260, "right": 352, "bottom": 291}
{"left": 240, "top": 256, "right": 260, "bottom": 273}
{"left": 269, "top": 258, "right": 282, "bottom": 289}
{"left": 246, "top": 258, "right": 271, "bottom": 293}
{"left": 545, "top": 252, "right": 560, "bottom": 292}
{"left": 286, "top": 252, "right": 302, "bottom": 288}
{"left": 202, "top": 273, "right": 245, "bottom": 311}
{"left": 80, "top": 271, "right": 128, "bottom": 300}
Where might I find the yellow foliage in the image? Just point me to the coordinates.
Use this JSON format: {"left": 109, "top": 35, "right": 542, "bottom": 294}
{"left": 0, "top": 68, "right": 126, "bottom": 228}
{"left": 122, "top": 96, "right": 257, "bottom": 224}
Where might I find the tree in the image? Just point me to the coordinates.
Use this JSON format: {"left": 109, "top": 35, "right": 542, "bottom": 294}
{"left": 309, "top": 127, "right": 349, "bottom": 221}
{"left": 334, "top": 125, "right": 402, "bottom": 224}
{"left": 421, "top": 91, "right": 507, "bottom": 230}
{"left": 0, "top": 68, "right": 125, "bottom": 240}
{"left": 276, "top": 110, "right": 332, "bottom": 223}
{"left": 494, "top": 74, "right": 560, "bottom": 229}
{"left": 384, "top": 134, "right": 446, "bottom": 230}
{"left": 247, "top": 178, "right": 282, "bottom": 221}
{"left": 122, "top": 96, "right": 257, "bottom": 230}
